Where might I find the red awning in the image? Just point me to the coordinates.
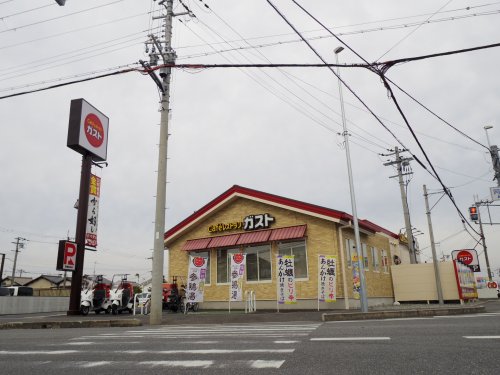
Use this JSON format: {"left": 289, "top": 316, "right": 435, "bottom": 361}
{"left": 236, "top": 230, "right": 271, "bottom": 245}
{"left": 181, "top": 237, "right": 212, "bottom": 251}
{"left": 209, "top": 233, "right": 240, "bottom": 248}
{"left": 182, "top": 225, "right": 307, "bottom": 251}
{"left": 269, "top": 225, "right": 307, "bottom": 241}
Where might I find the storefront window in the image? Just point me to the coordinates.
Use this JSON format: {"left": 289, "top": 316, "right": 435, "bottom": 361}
{"left": 361, "top": 243, "right": 369, "bottom": 270}
{"left": 381, "top": 249, "right": 389, "bottom": 273}
{"left": 371, "top": 246, "right": 379, "bottom": 271}
{"left": 246, "top": 244, "right": 272, "bottom": 282}
{"left": 216, "top": 248, "right": 239, "bottom": 284}
{"left": 192, "top": 251, "right": 210, "bottom": 284}
{"left": 278, "top": 240, "right": 308, "bottom": 278}
{"left": 346, "top": 238, "right": 354, "bottom": 267}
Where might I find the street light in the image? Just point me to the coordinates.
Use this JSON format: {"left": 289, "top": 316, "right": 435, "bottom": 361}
{"left": 484, "top": 125, "right": 493, "bottom": 148}
{"left": 334, "top": 46, "right": 368, "bottom": 313}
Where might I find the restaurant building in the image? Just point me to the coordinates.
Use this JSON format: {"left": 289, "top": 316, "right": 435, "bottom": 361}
{"left": 164, "top": 185, "right": 407, "bottom": 310}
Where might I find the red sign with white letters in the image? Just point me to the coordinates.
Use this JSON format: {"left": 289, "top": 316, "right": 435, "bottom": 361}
{"left": 56, "top": 240, "right": 78, "bottom": 272}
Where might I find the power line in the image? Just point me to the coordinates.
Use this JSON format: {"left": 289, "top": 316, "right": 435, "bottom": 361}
{"left": 1, "top": 2, "right": 56, "bottom": 20}
{"left": 0, "top": 11, "right": 151, "bottom": 51}
{"left": 286, "top": 0, "right": 482, "bottom": 237}
{"left": 377, "top": 0, "right": 454, "bottom": 60}
{"left": 0, "top": 0, "right": 126, "bottom": 35}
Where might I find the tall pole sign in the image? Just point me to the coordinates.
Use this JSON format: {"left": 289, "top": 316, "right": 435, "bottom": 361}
{"left": 66, "top": 99, "right": 109, "bottom": 315}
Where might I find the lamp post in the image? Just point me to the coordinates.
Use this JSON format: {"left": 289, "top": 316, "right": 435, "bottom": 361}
{"left": 484, "top": 125, "right": 493, "bottom": 148}
{"left": 335, "top": 46, "right": 368, "bottom": 313}
{"left": 484, "top": 125, "right": 500, "bottom": 186}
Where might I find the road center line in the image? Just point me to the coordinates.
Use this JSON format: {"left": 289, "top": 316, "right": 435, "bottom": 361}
{"left": 463, "top": 336, "right": 500, "bottom": 339}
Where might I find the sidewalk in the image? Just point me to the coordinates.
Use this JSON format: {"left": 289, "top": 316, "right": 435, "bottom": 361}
{"left": 0, "top": 300, "right": 492, "bottom": 330}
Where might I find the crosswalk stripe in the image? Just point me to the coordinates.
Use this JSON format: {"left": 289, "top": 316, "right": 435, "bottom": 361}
{"left": 310, "top": 337, "right": 391, "bottom": 341}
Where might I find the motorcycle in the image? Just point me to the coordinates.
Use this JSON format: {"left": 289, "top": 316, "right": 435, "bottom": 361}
{"left": 80, "top": 275, "right": 111, "bottom": 316}
{"left": 162, "top": 283, "right": 181, "bottom": 312}
{"left": 109, "top": 274, "right": 135, "bottom": 315}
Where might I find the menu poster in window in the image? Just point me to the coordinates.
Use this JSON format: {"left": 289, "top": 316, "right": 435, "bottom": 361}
{"left": 230, "top": 253, "right": 246, "bottom": 302}
{"left": 277, "top": 255, "right": 296, "bottom": 305}
{"left": 352, "top": 253, "right": 361, "bottom": 300}
{"left": 186, "top": 256, "right": 208, "bottom": 303}
{"left": 85, "top": 174, "right": 100, "bottom": 248}
{"left": 318, "top": 255, "right": 337, "bottom": 302}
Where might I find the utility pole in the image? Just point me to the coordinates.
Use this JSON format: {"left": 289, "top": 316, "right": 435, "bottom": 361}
{"left": 383, "top": 147, "right": 417, "bottom": 263}
{"left": 10, "top": 237, "right": 27, "bottom": 286}
{"left": 144, "top": 0, "right": 191, "bottom": 325}
{"left": 474, "top": 197, "right": 493, "bottom": 281}
{"left": 423, "top": 185, "right": 444, "bottom": 305}
{"left": 0, "top": 253, "right": 5, "bottom": 285}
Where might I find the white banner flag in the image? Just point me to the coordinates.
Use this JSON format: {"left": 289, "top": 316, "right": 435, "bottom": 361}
{"left": 186, "top": 256, "right": 208, "bottom": 303}
{"left": 230, "top": 253, "right": 246, "bottom": 302}
{"left": 318, "top": 255, "right": 337, "bottom": 302}
{"left": 85, "top": 174, "right": 100, "bottom": 248}
{"left": 277, "top": 255, "right": 296, "bottom": 304}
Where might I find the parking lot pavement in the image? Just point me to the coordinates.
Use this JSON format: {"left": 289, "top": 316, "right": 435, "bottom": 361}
{"left": 0, "top": 300, "right": 496, "bottom": 329}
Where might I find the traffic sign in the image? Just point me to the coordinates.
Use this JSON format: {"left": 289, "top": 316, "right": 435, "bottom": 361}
{"left": 56, "top": 240, "right": 78, "bottom": 271}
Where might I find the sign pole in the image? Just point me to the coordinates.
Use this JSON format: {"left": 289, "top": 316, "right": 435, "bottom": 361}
{"left": 67, "top": 153, "right": 92, "bottom": 315}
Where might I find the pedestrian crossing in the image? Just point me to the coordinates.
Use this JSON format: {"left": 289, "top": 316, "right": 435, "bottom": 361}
{"left": 3, "top": 322, "right": 321, "bottom": 371}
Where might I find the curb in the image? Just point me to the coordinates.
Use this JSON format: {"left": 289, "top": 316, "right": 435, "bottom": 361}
{"left": 322, "top": 305, "right": 486, "bottom": 321}
{"left": 0, "top": 319, "right": 142, "bottom": 330}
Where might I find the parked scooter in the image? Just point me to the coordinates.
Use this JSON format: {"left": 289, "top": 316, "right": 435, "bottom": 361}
{"left": 80, "top": 275, "right": 111, "bottom": 316}
{"left": 162, "top": 284, "right": 181, "bottom": 312}
{"left": 109, "top": 274, "right": 134, "bottom": 315}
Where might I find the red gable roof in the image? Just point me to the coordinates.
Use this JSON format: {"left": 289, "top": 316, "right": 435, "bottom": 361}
{"left": 164, "top": 185, "right": 398, "bottom": 243}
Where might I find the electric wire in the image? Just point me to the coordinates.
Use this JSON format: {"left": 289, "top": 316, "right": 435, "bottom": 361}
{"left": 0, "top": 11, "right": 151, "bottom": 51}
{"left": 0, "top": 2, "right": 56, "bottom": 20}
{"left": 377, "top": 0, "right": 454, "bottom": 61}
{"left": 289, "top": 0, "right": 487, "bottom": 235}
{"left": 0, "top": 0, "right": 126, "bottom": 35}
{"left": 199, "top": 2, "right": 391, "bottom": 151}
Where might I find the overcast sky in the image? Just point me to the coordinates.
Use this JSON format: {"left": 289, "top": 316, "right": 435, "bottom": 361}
{"left": 1, "top": 0, "right": 499, "bottom": 284}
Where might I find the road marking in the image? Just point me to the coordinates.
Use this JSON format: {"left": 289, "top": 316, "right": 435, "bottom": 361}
{"left": 463, "top": 336, "right": 500, "bottom": 339}
{"left": 139, "top": 361, "right": 213, "bottom": 368}
{"left": 71, "top": 360, "right": 285, "bottom": 369}
{"left": 122, "top": 349, "right": 294, "bottom": 354}
{"left": 79, "top": 361, "right": 112, "bottom": 368}
{"left": 250, "top": 360, "right": 285, "bottom": 368}
{"left": 0, "top": 350, "right": 78, "bottom": 355}
{"left": 310, "top": 337, "right": 391, "bottom": 341}
{"left": 274, "top": 340, "right": 298, "bottom": 344}
{"left": 180, "top": 340, "right": 219, "bottom": 344}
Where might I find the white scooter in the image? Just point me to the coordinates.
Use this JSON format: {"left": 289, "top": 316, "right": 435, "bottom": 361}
{"left": 80, "top": 275, "right": 111, "bottom": 316}
{"left": 109, "top": 274, "right": 135, "bottom": 315}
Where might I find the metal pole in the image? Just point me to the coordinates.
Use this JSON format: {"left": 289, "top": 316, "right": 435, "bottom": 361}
{"left": 395, "top": 147, "right": 417, "bottom": 264}
{"left": 477, "top": 206, "right": 493, "bottom": 281}
{"left": 0, "top": 253, "right": 5, "bottom": 285}
{"left": 335, "top": 47, "right": 368, "bottom": 313}
{"left": 150, "top": 0, "right": 174, "bottom": 325}
{"left": 67, "top": 154, "right": 92, "bottom": 315}
{"left": 423, "top": 185, "right": 444, "bottom": 305}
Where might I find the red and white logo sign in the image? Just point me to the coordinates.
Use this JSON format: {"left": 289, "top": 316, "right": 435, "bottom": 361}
{"left": 63, "top": 242, "right": 77, "bottom": 271}
{"left": 451, "top": 249, "right": 480, "bottom": 272}
{"left": 193, "top": 257, "right": 206, "bottom": 268}
{"left": 84, "top": 113, "right": 104, "bottom": 148}
{"left": 232, "top": 253, "right": 244, "bottom": 264}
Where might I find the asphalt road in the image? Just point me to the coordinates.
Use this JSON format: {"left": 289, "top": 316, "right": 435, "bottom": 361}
{"left": 1, "top": 302, "right": 499, "bottom": 374}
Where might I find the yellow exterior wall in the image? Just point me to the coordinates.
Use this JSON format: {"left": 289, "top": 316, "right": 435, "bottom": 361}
{"left": 167, "top": 197, "right": 396, "bottom": 303}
